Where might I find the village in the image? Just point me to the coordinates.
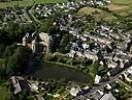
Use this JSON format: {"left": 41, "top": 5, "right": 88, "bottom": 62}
{"left": 0, "top": 0, "right": 132, "bottom": 100}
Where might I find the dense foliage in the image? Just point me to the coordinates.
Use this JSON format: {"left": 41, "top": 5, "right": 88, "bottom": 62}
{"left": 0, "top": 44, "right": 32, "bottom": 80}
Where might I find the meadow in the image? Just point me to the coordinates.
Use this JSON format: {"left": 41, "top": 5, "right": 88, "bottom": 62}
{"left": 77, "top": 0, "right": 132, "bottom": 22}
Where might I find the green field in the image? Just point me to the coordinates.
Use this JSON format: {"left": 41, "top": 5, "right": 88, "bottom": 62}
{"left": 107, "top": 0, "right": 132, "bottom": 16}
{"left": 0, "top": 0, "right": 67, "bottom": 8}
{"left": 0, "top": 0, "right": 33, "bottom": 8}
{"left": 78, "top": 0, "right": 132, "bottom": 22}
{"left": 111, "top": 0, "right": 132, "bottom": 5}
{"left": 35, "top": 0, "right": 66, "bottom": 4}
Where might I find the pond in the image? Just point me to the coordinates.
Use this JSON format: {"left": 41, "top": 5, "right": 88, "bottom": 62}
{"left": 33, "top": 61, "right": 93, "bottom": 84}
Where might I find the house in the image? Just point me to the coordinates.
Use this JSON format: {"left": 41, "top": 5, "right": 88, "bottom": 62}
{"left": 96, "top": 1, "right": 104, "bottom": 6}
{"left": 32, "top": 37, "right": 39, "bottom": 53}
{"left": 84, "top": 50, "right": 98, "bottom": 61}
{"left": 124, "top": 38, "right": 132, "bottom": 52}
{"left": 94, "top": 75, "right": 101, "bottom": 84}
{"left": 107, "top": 61, "right": 117, "bottom": 68}
{"left": 82, "top": 43, "right": 89, "bottom": 49}
{"left": 28, "top": 81, "right": 39, "bottom": 93}
{"left": 10, "top": 76, "right": 30, "bottom": 95}
{"left": 112, "top": 89, "right": 119, "bottom": 94}
{"left": 123, "top": 73, "right": 132, "bottom": 82}
{"left": 91, "top": 90, "right": 104, "bottom": 100}
{"left": 127, "top": 66, "right": 132, "bottom": 75}
{"left": 105, "top": 83, "right": 112, "bottom": 90}
{"left": 10, "top": 76, "right": 22, "bottom": 94}
{"left": 105, "top": 0, "right": 111, "bottom": 4}
{"left": 69, "top": 86, "right": 81, "bottom": 97}
{"left": 38, "top": 32, "right": 50, "bottom": 53}
{"left": 22, "top": 33, "right": 28, "bottom": 46}
{"left": 100, "top": 92, "right": 116, "bottom": 100}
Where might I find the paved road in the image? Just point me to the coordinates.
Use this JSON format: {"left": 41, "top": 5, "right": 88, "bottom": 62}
{"left": 74, "top": 63, "right": 132, "bottom": 100}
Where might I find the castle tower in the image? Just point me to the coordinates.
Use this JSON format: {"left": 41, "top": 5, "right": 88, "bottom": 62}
{"left": 32, "top": 37, "right": 38, "bottom": 53}
{"left": 22, "top": 33, "right": 29, "bottom": 46}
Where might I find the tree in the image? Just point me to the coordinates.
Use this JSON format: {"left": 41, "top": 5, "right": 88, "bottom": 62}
{"left": 59, "top": 34, "right": 72, "bottom": 53}
{"left": 6, "top": 46, "right": 32, "bottom": 74}
{"left": 0, "top": 45, "right": 32, "bottom": 80}
{"left": 39, "top": 17, "right": 54, "bottom": 33}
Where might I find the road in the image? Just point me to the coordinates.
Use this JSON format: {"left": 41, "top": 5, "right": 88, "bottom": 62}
{"left": 74, "top": 62, "right": 132, "bottom": 100}
{"left": 29, "top": 1, "right": 42, "bottom": 24}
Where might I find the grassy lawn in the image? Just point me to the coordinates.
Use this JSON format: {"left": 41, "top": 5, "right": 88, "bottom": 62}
{"left": 33, "top": 61, "right": 93, "bottom": 84}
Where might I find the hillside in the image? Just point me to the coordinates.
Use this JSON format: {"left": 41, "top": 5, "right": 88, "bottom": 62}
{"left": 77, "top": 0, "right": 132, "bottom": 22}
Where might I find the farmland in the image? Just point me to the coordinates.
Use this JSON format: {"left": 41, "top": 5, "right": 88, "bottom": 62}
{"left": 77, "top": 6, "right": 118, "bottom": 22}
{"left": 107, "top": 0, "right": 132, "bottom": 16}
{"left": 78, "top": 0, "right": 132, "bottom": 22}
